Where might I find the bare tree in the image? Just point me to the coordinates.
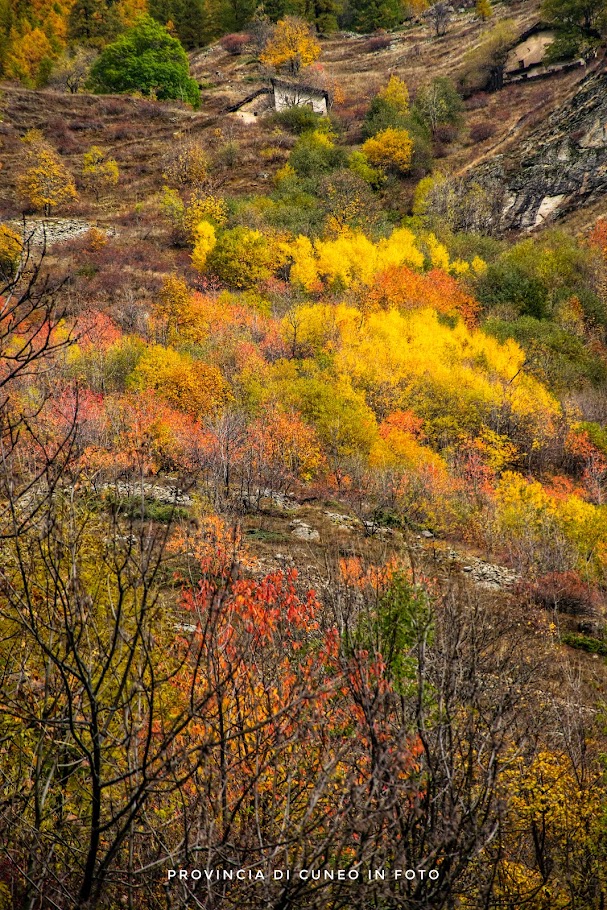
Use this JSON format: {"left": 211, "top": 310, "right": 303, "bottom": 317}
{"left": 0, "top": 231, "right": 77, "bottom": 541}
{"left": 425, "top": 1, "right": 453, "bottom": 36}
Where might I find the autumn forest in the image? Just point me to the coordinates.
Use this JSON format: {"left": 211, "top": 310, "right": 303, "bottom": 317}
{"left": 2, "top": 0, "right": 607, "bottom": 907}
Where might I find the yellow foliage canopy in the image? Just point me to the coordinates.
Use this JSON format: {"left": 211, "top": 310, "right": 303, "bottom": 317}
{"left": 5, "top": 26, "right": 54, "bottom": 86}
{"left": 260, "top": 16, "right": 321, "bottom": 75}
{"left": 362, "top": 128, "right": 413, "bottom": 175}
{"left": 17, "top": 130, "right": 77, "bottom": 215}
{"left": 191, "top": 221, "right": 217, "bottom": 272}
{"left": 377, "top": 75, "right": 409, "bottom": 113}
{"left": 81, "top": 146, "right": 119, "bottom": 199}
{"left": 286, "top": 227, "right": 424, "bottom": 291}
{"left": 0, "top": 224, "right": 22, "bottom": 280}
{"left": 129, "top": 345, "right": 232, "bottom": 419}
{"left": 281, "top": 304, "right": 560, "bottom": 451}
{"left": 495, "top": 470, "right": 607, "bottom": 574}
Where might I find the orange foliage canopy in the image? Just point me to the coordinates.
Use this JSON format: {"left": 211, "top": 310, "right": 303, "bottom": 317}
{"left": 366, "top": 265, "right": 480, "bottom": 326}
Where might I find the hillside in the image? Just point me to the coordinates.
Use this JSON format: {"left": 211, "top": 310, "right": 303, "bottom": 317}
{"left": 2, "top": 2, "right": 607, "bottom": 908}
{"left": 1, "top": 0, "right": 603, "bottom": 224}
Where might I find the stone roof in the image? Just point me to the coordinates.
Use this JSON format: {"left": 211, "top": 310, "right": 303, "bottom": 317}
{"left": 270, "top": 78, "right": 329, "bottom": 101}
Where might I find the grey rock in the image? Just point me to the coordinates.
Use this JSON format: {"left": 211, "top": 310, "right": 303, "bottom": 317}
{"left": 473, "top": 71, "right": 607, "bottom": 230}
{"left": 291, "top": 521, "right": 320, "bottom": 542}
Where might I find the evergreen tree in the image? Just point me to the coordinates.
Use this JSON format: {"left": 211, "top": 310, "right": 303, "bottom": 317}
{"left": 221, "top": 0, "right": 258, "bottom": 31}
{"left": 349, "top": 0, "right": 404, "bottom": 31}
{"left": 0, "top": 0, "right": 12, "bottom": 74}
{"left": 302, "top": 0, "right": 343, "bottom": 30}
{"left": 68, "top": 0, "right": 122, "bottom": 46}
{"left": 149, "top": 0, "right": 206, "bottom": 48}
{"left": 264, "top": 0, "right": 343, "bottom": 29}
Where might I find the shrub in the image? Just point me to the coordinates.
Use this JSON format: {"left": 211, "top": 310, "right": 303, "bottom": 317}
{"left": 465, "top": 94, "right": 489, "bottom": 110}
{"left": 470, "top": 120, "right": 495, "bottom": 143}
{"left": 366, "top": 33, "right": 392, "bottom": 52}
{"left": 207, "top": 227, "right": 286, "bottom": 289}
{"left": 104, "top": 492, "right": 189, "bottom": 523}
{"left": 561, "top": 632, "right": 607, "bottom": 656}
{"left": 363, "top": 76, "right": 409, "bottom": 139}
{"left": 220, "top": 33, "right": 250, "bottom": 55}
{"left": 519, "top": 571, "right": 603, "bottom": 615}
{"left": 289, "top": 130, "right": 347, "bottom": 179}
{"left": 163, "top": 140, "right": 210, "bottom": 190}
{"left": 273, "top": 106, "right": 324, "bottom": 134}
{"left": 433, "top": 123, "right": 459, "bottom": 143}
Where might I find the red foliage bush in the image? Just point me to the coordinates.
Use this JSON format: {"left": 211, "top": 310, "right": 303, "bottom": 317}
{"left": 470, "top": 121, "right": 495, "bottom": 143}
{"left": 366, "top": 32, "right": 391, "bottom": 52}
{"left": 221, "top": 33, "right": 250, "bottom": 55}
{"left": 465, "top": 94, "right": 489, "bottom": 110}
{"left": 518, "top": 571, "right": 603, "bottom": 615}
{"left": 434, "top": 123, "right": 459, "bottom": 144}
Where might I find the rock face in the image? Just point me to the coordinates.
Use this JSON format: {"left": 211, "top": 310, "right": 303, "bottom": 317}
{"left": 477, "top": 71, "right": 607, "bottom": 230}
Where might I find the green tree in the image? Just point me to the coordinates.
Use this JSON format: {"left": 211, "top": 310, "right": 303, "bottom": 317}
{"left": 149, "top": 0, "right": 248, "bottom": 46}
{"left": 349, "top": 0, "right": 404, "bottom": 30}
{"left": 88, "top": 14, "right": 201, "bottom": 107}
{"left": 413, "top": 76, "right": 462, "bottom": 136}
{"left": 301, "top": 0, "right": 344, "bottom": 31}
{"left": 363, "top": 76, "right": 433, "bottom": 174}
{"left": 0, "top": 0, "right": 12, "bottom": 74}
{"left": 363, "top": 82, "right": 409, "bottom": 138}
{"left": 542, "top": 0, "right": 607, "bottom": 58}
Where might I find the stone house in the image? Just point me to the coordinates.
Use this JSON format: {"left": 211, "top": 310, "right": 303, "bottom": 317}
{"left": 271, "top": 78, "right": 330, "bottom": 115}
{"left": 228, "top": 78, "right": 330, "bottom": 123}
{"left": 504, "top": 26, "right": 556, "bottom": 76}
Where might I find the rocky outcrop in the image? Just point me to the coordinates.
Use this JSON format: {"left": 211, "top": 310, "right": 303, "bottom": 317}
{"left": 290, "top": 520, "right": 320, "bottom": 542}
{"left": 476, "top": 70, "right": 607, "bottom": 230}
{"left": 10, "top": 218, "right": 94, "bottom": 246}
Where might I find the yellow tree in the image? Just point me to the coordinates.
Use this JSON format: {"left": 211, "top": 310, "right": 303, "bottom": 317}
{"left": 378, "top": 74, "right": 410, "bottom": 113}
{"left": 361, "top": 127, "right": 413, "bottom": 175}
{"left": 0, "top": 225, "right": 22, "bottom": 280}
{"left": 17, "top": 130, "right": 78, "bottom": 215}
{"left": 81, "top": 145, "right": 119, "bottom": 200}
{"left": 476, "top": 0, "right": 493, "bottom": 19}
{"left": 128, "top": 344, "right": 232, "bottom": 419}
{"left": 260, "top": 16, "right": 321, "bottom": 75}
{"left": 4, "top": 25, "right": 55, "bottom": 87}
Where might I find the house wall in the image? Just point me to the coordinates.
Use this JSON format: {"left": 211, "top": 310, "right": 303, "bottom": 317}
{"left": 505, "top": 31, "right": 555, "bottom": 73}
{"left": 274, "top": 88, "right": 328, "bottom": 115}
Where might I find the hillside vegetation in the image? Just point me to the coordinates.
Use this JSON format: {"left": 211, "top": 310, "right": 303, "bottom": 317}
{"left": 2, "top": 1, "right": 607, "bottom": 908}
